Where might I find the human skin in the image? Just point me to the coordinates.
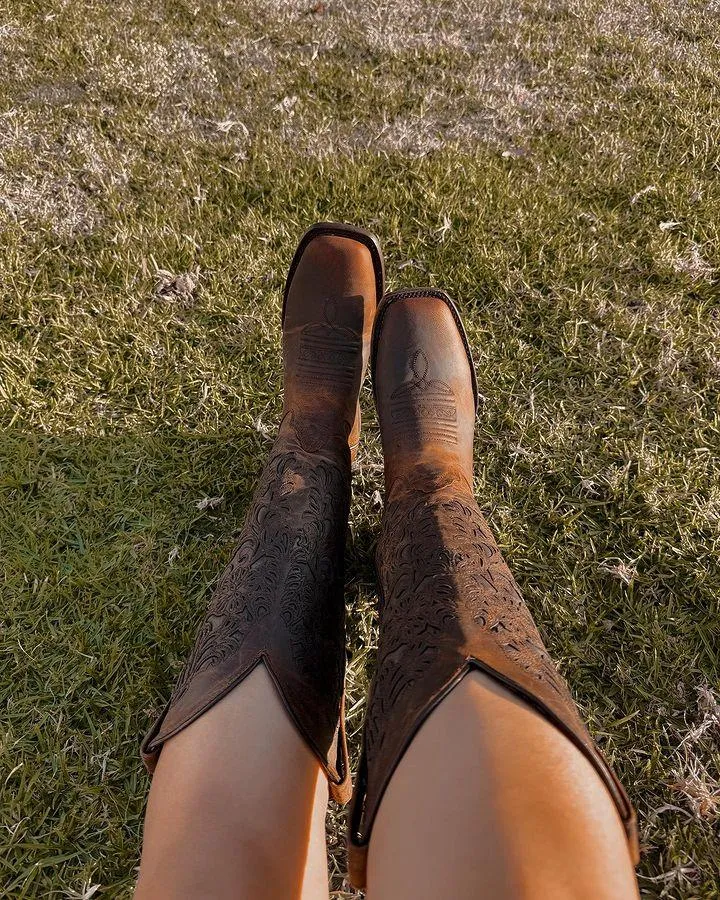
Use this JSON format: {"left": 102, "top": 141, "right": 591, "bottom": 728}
{"left": 366, "top": 669, "right": 639, "bottom": 900}
{"left": 135, "top": 664, "right": 329, "bottom": 900}
{"left": 136, "top": 666, "right": 638, "bottom": 900}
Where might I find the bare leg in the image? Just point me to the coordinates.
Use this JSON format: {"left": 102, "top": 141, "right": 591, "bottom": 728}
{"left": 136, "top": 665, "right": 329, "bottom": 900}
{"left": 367, "top": 671, "right": 638, "bottom": 900}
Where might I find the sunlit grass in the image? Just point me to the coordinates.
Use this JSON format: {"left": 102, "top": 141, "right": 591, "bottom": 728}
{"left": 1, "top": 0, "right": 719, "bottom": 896}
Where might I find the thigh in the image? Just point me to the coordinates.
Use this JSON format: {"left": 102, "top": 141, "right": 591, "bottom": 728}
{"left": 136, "top": 665, "right": 330, "bottom": 900}
{"left": 366, "top": 671, "right": 638, "bottom": 900}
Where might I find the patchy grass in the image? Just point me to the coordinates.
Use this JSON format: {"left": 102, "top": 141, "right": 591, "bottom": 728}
{"left": 1, "top": 0, "right": 719, "bottom": 896}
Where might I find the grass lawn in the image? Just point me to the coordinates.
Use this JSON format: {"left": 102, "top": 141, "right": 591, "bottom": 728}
{"left": 1, "top": 0, "right": 719, "bottom": 896}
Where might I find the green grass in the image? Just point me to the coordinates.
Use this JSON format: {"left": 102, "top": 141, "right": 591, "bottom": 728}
{"left": 1, "top": 0, "right": 719, "bottom": 896}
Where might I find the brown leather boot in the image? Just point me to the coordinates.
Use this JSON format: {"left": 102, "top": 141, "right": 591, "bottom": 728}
{"left": 348, "top": 288, "right": 639, "bottom": 884}
{"left": 141, "top": 223, "right": 384, "bottom": 803}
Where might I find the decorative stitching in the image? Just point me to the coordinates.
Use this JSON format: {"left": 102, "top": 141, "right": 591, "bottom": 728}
{"left": 388, "top": 348, "right": 458, "bottom": 445}
{"left": 296, "top": 296, "right": 363, "bottom": 387}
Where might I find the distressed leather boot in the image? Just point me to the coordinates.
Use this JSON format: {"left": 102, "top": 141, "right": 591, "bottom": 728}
{"left": 348, "top": 288, "right": 639, "bottom": 884}
{"left": 142, "top": 223, "right": 384, "bottom": 803}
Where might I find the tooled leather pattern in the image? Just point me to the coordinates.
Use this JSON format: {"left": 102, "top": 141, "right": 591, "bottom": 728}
{"left": 288, "top": 410, "right": 352, "bottom": 457}
{"left": 364, "top": 479, "right": 576, "bottom": 793}
{"left": 169, "top": 438, "right": 350, "bottom": 713}
{"left": 388, "top": 348, "right": 458, "bottom": 445}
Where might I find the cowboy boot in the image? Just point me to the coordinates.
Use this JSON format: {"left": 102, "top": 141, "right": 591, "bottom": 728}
{"left": 141, "top": 223, "right": 384, "bottom": 803}
{"left": 348, "top": 288, "right": 639, "bottom": 884}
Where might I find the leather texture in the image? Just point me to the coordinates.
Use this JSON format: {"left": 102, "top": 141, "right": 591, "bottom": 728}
{"left": 141, "top": 223, "right": 383, "bottom": 803}
{"left": 347, "top": 289, "right": 639, "bottom": 887}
